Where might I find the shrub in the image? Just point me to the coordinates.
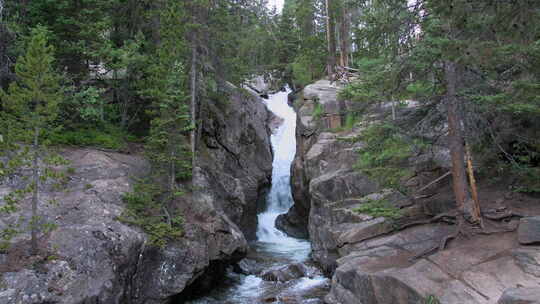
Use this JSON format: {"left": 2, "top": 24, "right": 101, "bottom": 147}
{"left": 47, "top": 124, "right": 128, "bottom": 150}
{"left": 354, "top": 198, "right": 401, "bottom": 219}
{"left": 312, "top": 101, "right": 323, "bottom": 121}
{"left": 356, "top": 123, "right": 416, "bottom": 191}
{"left": 119, "top": 180, "right": 184, "bottom": 248}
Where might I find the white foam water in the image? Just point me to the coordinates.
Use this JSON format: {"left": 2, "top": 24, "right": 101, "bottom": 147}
{"left": 187, "top": 89, "right": 326, "bottom": 303}
{"left": 256, "top": 89, "right": 311, "bottom": 260}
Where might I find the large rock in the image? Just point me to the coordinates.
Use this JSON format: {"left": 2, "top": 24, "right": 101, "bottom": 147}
{"left": 0, "top": 84, "right": 274, "bottom": 304}
{"left": 288, "top": 79, "right": 540, "bottom": 304}
{"left": 497, "top": 287, "right": 540, "bottom": 304}
{"left": 0, "top": 150, "right": 148, "bottom": 304}
{"left": 518, "top": 217, "right": 540, "bottom": 245}
{"left": 327, "top": 230, "right": 540, "bottom": 304}
{"left": 261, "top": 263, "right": 320, "bottom": 282}
{"left": 198, "top": 82, "right": 274, "bottom": 241}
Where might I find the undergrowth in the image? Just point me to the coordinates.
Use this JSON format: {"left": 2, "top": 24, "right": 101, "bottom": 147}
{"left": 312, "top": 101, "right": 323, "bottom": 121}
{"left": 354, "top": 198, "right": 402, "bottom": 219}
{"left": 47, "top": 124, "right": 135, "bottom": 150}
{"left": 424, "top": 295, "right": 441, "bottom": 304}
{"left": 355, "top": 122, "right": 428, "bottom": 192}
{"left": 119, "top": 180, "right": 184, "bottom": 248}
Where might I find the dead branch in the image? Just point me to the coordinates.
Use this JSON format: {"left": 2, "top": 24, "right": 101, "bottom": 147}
{"left": 415, "top": 171, "right": 451, "bottom": 194}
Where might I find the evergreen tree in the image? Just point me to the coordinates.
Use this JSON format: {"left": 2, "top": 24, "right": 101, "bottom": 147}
{"left": 344, "top": 0, "right": 540, "bottom": 235}
{"left": 0, "top": 26, "right": 64, "bottom": 254}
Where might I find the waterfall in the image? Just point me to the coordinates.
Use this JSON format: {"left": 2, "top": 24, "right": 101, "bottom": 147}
{"left": 256, "top": 88, "right": 310, "bottom": 261}
{"left": 187, "top": 89, "right": 321, "bottom": 304}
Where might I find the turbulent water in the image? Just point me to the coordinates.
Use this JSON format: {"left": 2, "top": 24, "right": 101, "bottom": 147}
{"left": 256, "top": 89, "right": 311, "bottom": 260}
{"left": 188, "top": 90, "right": 327, "bottom": 304}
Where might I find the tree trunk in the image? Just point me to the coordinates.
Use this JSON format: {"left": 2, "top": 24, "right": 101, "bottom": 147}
{"left": 444, "top": 61, "right": 481, "bottom": 225}
{"left": 466, "top": 142, "right": 483, "bottom": 226}
{"left": 31, "top": 126, "right": 39, "bottom": 255}
{"left": 325, "top": 0, "right": 337, "bottom": 79}
{"left": 338, "top": 3, "right": 350, "bottom": 67}
{"left": 190, "top": 44, "right": 197, "bottom": 176}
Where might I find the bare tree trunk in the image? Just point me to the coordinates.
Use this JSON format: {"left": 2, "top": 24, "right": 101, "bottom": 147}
{"left": 466, "top": 142, "right": 483, "bottom": 226}
{"left": 338, "top": 3, "right": 350, "bottom": 67}
{"left": 445, "top": 61, "right": 481, "bottom": 225}
{"left": 190, "top": 44, "right": 197, "bottom": 176}
{"left": 325, "top": 0, "right": 337, "bottom": 79}
{"left": 31, "top": 127, "right": 39, "bottom": 255}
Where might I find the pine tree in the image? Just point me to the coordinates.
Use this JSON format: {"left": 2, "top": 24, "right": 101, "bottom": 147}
{"left": 0, "top": 26, "right": 63, "bottom": 254}
{"left": 121, "top": 0, "right": 190, "bottom": 247}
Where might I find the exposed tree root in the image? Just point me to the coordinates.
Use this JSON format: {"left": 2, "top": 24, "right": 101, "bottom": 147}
{"left": 409, "top": 224, "right": 462, "bottom": 262}
{"left": 407, "top": 209, "right": 521, "bottom": 262}
{"left": 396, "top": 211, "right": 458, "bottom": 232}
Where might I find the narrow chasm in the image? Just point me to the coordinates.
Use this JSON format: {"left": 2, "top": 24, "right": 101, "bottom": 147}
{"left": 184, "top": 89, "right": 329, "bottom": 304}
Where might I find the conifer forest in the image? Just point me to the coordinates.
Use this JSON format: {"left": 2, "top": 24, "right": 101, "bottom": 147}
{"left": 1, "top": 1, "right": 540, "bottom": 304}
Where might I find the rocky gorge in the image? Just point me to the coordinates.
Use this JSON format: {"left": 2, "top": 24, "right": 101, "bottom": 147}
{"left": 279, "top": 79, "right": 540, "bottom": 304}
{"left": 1, "top": 75, "right": 540, "bottom": 304}
{"left": 0, "top": 83, "right": 274, "bottom": 304}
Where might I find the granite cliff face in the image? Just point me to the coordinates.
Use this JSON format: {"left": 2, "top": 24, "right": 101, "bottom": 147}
{"left": 0, "top": 84, "right": 273, "bottom": 304}
{"left": 284, "top": 79, "right": 540, "bottom": 304}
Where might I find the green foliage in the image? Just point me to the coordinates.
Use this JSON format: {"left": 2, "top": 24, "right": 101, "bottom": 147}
{"left": 424, "top": 295, "right": 441, "bottom": 304}
{"left": 0, "top": 26, "right": 66, "bottom": 253}
{"left": 69, "top": 86, "right": 106, "bottom": 124}
{"left": 354, "top": 198, "right": 401, "bottom": 219}
{"left": 120, "top": 181, "right": 184, "bottom": 248}
{"left": 141, "top": 1, "right": 192, "bottom": 182}
{"left": 356, "top": 123, "right": 421, "bottom": 191}
{"left": 344, "top": 113, "right": 356, "bottom": 130}
{"left": 47, "top": 125, "right": 127, "bottom": 150}
{"left": 347, "top": 0, "right": 540, "bottom": 195}
{"left": 511, "top": 166, "right": 540, "bottom": 194}
{"left": 340, "top": 57, "right": 393, "bottom": 105}
{"left": 312, "top": 101, "right": 324, "bottom": 121}
{"left": 1, "top": 26, "right": 61, "bottom": 137}
{"left": 12, "top": 0, "right": 114, "bottom": 77}
{"left": 292, "top": 54, "right": 316, "bottom": 88}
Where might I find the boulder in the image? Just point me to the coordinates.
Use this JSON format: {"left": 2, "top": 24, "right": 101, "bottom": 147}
{"left": 0, "top": 83, "right": 274, "bottom": 304}
{"left": 518, "top": 217, "right": 540, "bottom": 245}
{"left": 261, "top": 263, "right": 312, "bottom": 282}
{"left": 327, "top": 230, "right": 540, "bottom": 304}
{"left": 198, "top": 82, "right": 274, "bottom": 241}
{"left": 288, "top": 79, "right": 540, "bottom": 304}
{"left": 497, "top": 287, "right": 540, "bottom": 304}
{"left": 303, "top": 80, "right": 340, "bottom": 107}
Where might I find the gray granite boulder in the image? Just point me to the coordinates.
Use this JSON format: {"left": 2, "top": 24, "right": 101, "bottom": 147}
{"left": 498, "top": 287, "right": 540, "bottom": 304}
{"left": 519, "top": 217, "right": 540, "bottom": 245}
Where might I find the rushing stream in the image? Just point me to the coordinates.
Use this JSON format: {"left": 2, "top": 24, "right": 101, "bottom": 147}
{"left": 188, "top": 90, "right": 328, "bottom": 303}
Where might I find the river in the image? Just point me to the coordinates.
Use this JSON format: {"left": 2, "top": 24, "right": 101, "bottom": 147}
{"left": 187, "top": 89, "right": 328, "bottom": 303}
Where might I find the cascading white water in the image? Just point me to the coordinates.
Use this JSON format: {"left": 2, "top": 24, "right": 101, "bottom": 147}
{"left": 257, "top": 90, "right": 305, "bottom": 245}
{"left": 256, "top": 89, "right": 311, "bottom": 261}
{"left": 187, "top": 89, "right": 326, "bottom": 304}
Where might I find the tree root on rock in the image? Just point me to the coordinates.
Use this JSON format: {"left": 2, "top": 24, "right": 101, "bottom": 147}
{"left": 407, "top": 210, "right": 521, "bottom": 262}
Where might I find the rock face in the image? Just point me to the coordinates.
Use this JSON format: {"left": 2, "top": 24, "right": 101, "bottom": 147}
{"left": 498, "top": 287, "right": 540, "bottom": 304}
{"left": 287, "top": 79, "right": 540, "bottom": 303}
{"left": 518, "top": 217, "right": 540, "bottom": 245}
{"left": 0, "top": 84, "right": 274, "bottom": 303}
{"left": 198, "top": 82, "right": 273, "bottom": 240}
